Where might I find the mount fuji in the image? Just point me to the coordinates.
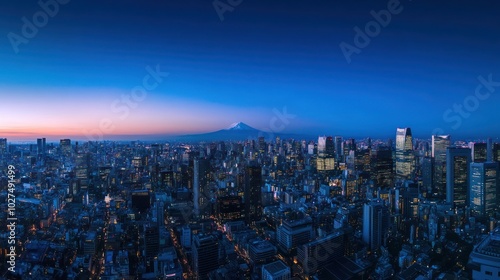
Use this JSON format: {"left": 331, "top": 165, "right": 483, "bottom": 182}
{"left": 225, "top": 122, "right": 258, "bottom": 131}
{"left": 170, "top": 122, "right": 311, "bottom": 142}
{"left": 173, "top": 122, "right": 262, "bottom": 142}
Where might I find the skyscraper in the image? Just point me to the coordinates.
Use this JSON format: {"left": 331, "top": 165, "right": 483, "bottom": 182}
{"left": 192, "top": 234, "right": 219, "bottom": 280}
{"left": 371, "top": 147, "right": 393, "bottom": 188}
{"left": 194, "top": 158, "right": 211, "bottom": 218}
{"left": 245, "top": 162, "right": 262, "bottom": 224}
{"left": 492, "top": 143, "right": 500, "bottom": 163}
{"left": 470, "top": 162, "right": 498, "bottom": 217}
{"left": 37, "top": 138, "right": 46, "bottom": 156}
{"left": 363, "top": 199, "right": 389, "bottom": 251}
{"left": 60, "top": 139, "right": 71, "bottom": 157}
{"left": 422, "top": 157, "right": 434, "bottom": 194}
{"left": 144, "top": 224, "right": 160, "bottom": 272}
{"left": 0, "top": 138, "right": 7, "bottom": 154}
{"left": 318, "top": 136, "right": 334, "bottom": 157}
{"left": 446, "top": 147, "right": 471, "bottom": 207}
{"left": 277, "top": 217, "right": 313, "bottom": 252}
{"left": 469, "top": 142, "right": 487, "bottom": 163}
{"left": 396, "top": 128, "right": 414, "bottom": 179}
{"left": 432, "top": 135, "right": 451, "bottom": 197}
{"left": 335, "top": 136, "right": 343, "bottom": 161}
{"left": 343, "top": 138, "right": 356, "bottom": 158}
{"left": 317, "top": 136, "right": 335, "bottom": 172}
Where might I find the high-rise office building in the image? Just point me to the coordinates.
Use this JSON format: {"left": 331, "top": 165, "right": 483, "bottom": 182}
{"left": 363, "top": 199, "right": 389, "bottom": 251}
{"left": 144, "top": 224, "right": 160, "bottom": 260}
{"left": 316, "top": 156, "right": 335, "bottom": 172}
{"left": 422, "top": 157, "right": 434, "bottom": 194}
{"left": 432, "top": 135, "right": 451, "bottom": 197}
{"left": 37, "top": 138, "right": 46, "bottom": 155}
{"left": 343, "top": 138, "right": 356, "bottom": 158}
{"left": 470, "top": 162, "right": 498, "bottom": 217}
{"left": 469, "top": 227, "right": 500, "bottom": 279}
{"left": 192, "top": 234, "right": 219, "bottom": 280}
{"left": 277, "top": 217, "right": 313, "bottom": 252}
{"left": 248, "top": 240, "right": 277, "bottom": 265}
{"left": 371, "top": 147, "right": 393, "bottom": 188}
{"left": 401, "top": 186, "right": 419, "bottom": 219}
{"left": 396, "top": 128, "right": 414, "bottom": 179}
{"left": 245, "top": 162, "right": 262, "bottom": 224}
{"left": 297, "top": 231, "right": 346, "bottom": 275}
{"left": 193, "top": 158, "right": 210, "bottom": 217}
{"left": 60, "top": 139, "right": 71, "bottom": 157}
{"left": 446, "top": 147, "right": 471, "bottom": 207}
{"left": 318, "top": 136, "right": 334, "bottom": 157}
{"left": 335, "top": 136, "right": 343, "bottom": 161}
{"left": 83, "top": 231, "right": 97, "bottom": 255}
{"left": 258, "top": 136, "right": 266, "bottom": 154}
{"left": 469, "top": 142, "right": 487, "bottom": 163}
{"left": 75, "top": 153, "right": 90, "bottom": 180}
{"left": 217, "top": 196, "right": 243, "bottom": 223}
{"left": 317, "top": 136, "right": 335, "bottom": 172}
{"left": 493, "top": 143, "right": 500, "bottom": 163}
{"left": 0, "top": 138, "right": 7, "bottom": 154}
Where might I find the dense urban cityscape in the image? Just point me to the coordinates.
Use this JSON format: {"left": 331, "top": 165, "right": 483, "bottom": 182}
{"left": 0, "top": 124, "right": 499, "bottom": 279}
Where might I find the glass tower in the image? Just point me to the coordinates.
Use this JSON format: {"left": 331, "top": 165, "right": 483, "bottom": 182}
{"left": 396, "top": 128, "right": 414, "bottom": 179}
{"left": 432, "top": 135, "right": 451, "bottom": 197}
{"left": 446, "top": 147, "right": 471, "bottom": 207}
{"left": 470, "top": 162, "right": 498, "bottom": 217}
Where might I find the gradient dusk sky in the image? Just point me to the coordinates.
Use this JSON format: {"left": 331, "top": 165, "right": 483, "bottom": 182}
{"left": 1, "top": 0, "right": 500, "bottom": 141}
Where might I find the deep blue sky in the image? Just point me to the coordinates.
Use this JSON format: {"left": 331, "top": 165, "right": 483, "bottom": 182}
{"left": 1, "top": 0, "right": 500, "bottom": 141}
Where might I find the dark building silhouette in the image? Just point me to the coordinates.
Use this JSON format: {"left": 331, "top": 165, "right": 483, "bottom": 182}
{"left": 371, "top": 147, "right": 393, "bottom": 188}
{"left": 363, "top": 199, "right": 389, "bottom": 251}
{"left": 131, "top": 190, "right": 151, "bottom": 212}
{"left": 432, "top": 135, "right": 451, "bottom": 198}
{"left": 192, "top": 234, "right": 219, "bottom": 280}
{"left": 194, "top": 158, "right": 211, "bottom": 218}
{"left": 144, "top": 224, "right": 160, "bottom": 273}
{"left": 422, "top": 157, "right": 434, "bottom": 194}
{"left": 245, "top": 162, "right": 262, "bottom": 224}
{"left": 446, "top": 147, "right": 471, "bottom": 207}
{"left": 217, "top": 196, "right": 243, "bottom": 223}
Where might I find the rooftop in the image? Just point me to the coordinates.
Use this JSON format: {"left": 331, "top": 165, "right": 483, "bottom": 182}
{"left": 263, "top": 260, "right": 289, "bottom": 276}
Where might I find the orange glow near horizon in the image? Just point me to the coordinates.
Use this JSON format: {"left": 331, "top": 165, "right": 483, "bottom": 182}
{"left": 0, "top": 86, "right": 271, "bottom": 141}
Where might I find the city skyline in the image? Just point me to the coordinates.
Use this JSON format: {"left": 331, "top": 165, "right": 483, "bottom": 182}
{"left": 1, "top": 1, "right": 500, "bottom": 141}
